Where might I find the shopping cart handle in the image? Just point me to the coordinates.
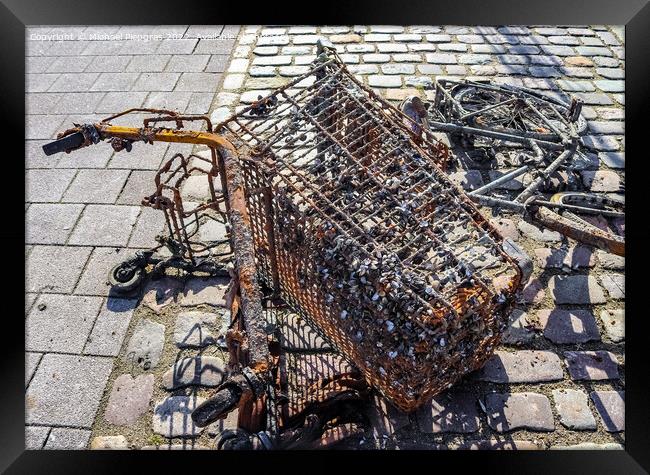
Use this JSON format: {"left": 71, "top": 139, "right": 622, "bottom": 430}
{"left": 42, "top": 131, "right": 86, "bottom": 156}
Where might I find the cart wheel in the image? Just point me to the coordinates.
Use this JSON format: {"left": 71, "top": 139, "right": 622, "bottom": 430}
{"left": 108, "top": 262, "right": 145, "bottom": 293}
{"left": 215, "top": 429, "right": 254, "bottom": 450}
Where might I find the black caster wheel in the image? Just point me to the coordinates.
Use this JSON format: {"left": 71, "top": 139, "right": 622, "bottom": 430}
{"left": 108, "top": 261, "right": 145, "bottom": 293}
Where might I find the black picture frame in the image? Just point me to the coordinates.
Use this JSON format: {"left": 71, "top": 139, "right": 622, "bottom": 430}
{"left": 6, "top": 0, "right": 648, "bottom": 472}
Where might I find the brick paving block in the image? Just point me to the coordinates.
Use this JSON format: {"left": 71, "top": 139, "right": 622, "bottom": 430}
{"left": 565, "top": 350, "right": 619, "bottom": 380}
{"left": 580, "top": 170, "right": 621, "bottom": 192}
{"left": 581, "top": 135, "right": 620, "bottom": 151}
{"left": 86, "top": 55, "right": 133, "bottom": 73}
{"left": 590, "top": 390, "right": 624, "bottom": 432}
{"left": 69, "top": 205, "right": 140, "bottom": 247}
{"left": 90, "top": 435, "right": 129, "bottom": 449}
{"left": 181, "top": 276, "right": 229, "bottom": 307}
{"left": 549, "top": 275, "right": 606, "bottom": 304}
{"left": 535, "top": 308, "right": 600, "bottom": 344}
{"left": 25, "top": 426, "right": 50, "bottom": 450}
{"left": 26, "top": 245, "right": 92, "bottom": 293}
{"left": 117, "top": 171, "right": 157, "bottom": 205}
{"left": 153, "top": 396, "right": 206, "bottom": 438}
{"left": 124, "top": 319, "right": 166, "bottom": 370}
{"left": 75, "top": 247, "right": 133, "bottom": 296}
{"left": 105, "top": 374, "right": 154, "bottom": 426}
{"left": 55, "top": 141, "right": 115, "bottom": 169}
{"left": 552, "top": 388, "right": 597, "bottom": 430}
{"left": 533, "top": 246, "right": 596, "bottom": 269}
{"left": 26, "top": 354, "right": 113, "bottom": 427}
{"left": 588, "top": 121, "right": 624, "bottom": 135}
{"left": 475, "top": 350, "right": 563, "bottom": 383}
{"left": 84, "top": 297, "right": 137, "bottom": 357}
{"left": 598, "top": 309, "right": 624, "bottom": 343}
{"left": 127, "top": 54, "right": 171, "bottom": 72}
{"left": 109, "top": 141, "right": 167, "bottom": 171}
{"left": 517, "top": 220, "right": 561, "bottom": 242}
{"left": 128, "top": 207, "right": 166, "bottom": 250}
{"left": 53, "top": 91, "right": 105, "bottom": 114}
{"left": 174, "top": 310, "right": 227, "bottom": 348}
{"left": 62, "top": 169, "right": 130, "bottom": 204}
{"left": 600, "top": 273, "right": 624, "bottom": 300}
{"left": 49, "top": 72, "right": 100, "bottom": 92}
{"left": 175, "top": 72, "right": 221, "bottom": 92}
{"left": 417, "top": 392, "right": 479, "bottom": 433}
{"left": 484, "top": 392, "right": 554, "bottom": 432}
{"left": 132, "top": 72, "right": 181, "bottom": 92}
{"left": 598, "top": 152, "right": 624, "bottom": 169}
{"left": 162, "top": 355, "right": 226, "bottom": 390}
{"left": 26, "top": 203, "right": 84, "bottom": 244}
{"left": 44, "top": 428, "right": 91, "bottom": 450}
{"left": 96, "top": 91, "right": 149, "bottom": 114}
{"left": 26, "top": 169, "right": 77, "bottom": 202}
{"left": 91, "top": 72, "right": 140, "bottom": 91}
{"left": 517, "top": 277, "right": 546, "bottom": 305}
{"left": 26, "top": 294, "right": 102, "bottom": 353}
{"left": 425, "top": 53, "right": 457, "bottom": 64}
{"left": 368, "top": 75, "right": 402, "bottom": 88}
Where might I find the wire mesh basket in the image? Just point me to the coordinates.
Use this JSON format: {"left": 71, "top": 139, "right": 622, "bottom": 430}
{"left": 217, "top": 53, "right": 523, "bottom": 412}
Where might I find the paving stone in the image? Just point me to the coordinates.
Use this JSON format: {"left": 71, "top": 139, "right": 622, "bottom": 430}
{"left": 552, "top": 389, "right": 597, "bottom": 430}
{"left": 181, "top": 276, "right": 229, "bottom": 307}
{"left": 587, "top": 121, "right": 624, "bottom": 135}
{"left": 26, "top": 354, "right": 113, "bottom": 427}
{"left": 153, "top": 396, "right": 206, "bottom": 438}
{"left": 128, "top": 206, "right": 166, "bottom": 249}
{"left": 484, "top": 392, "right": 554, "bottom": 432}
{"left": 162, "top": 355, "right": 226, "bottom": 390}
{"left": 598, "top": 309, "right": 624, "bottom": 343}
{"left": 26, "top": 294, "right": 102, "bottom": 353}
{"left": 74, "top": 247, "right": 132, "bottom": 296}
{"left": 69, "top": 205, "right": 140, "bottom": 247}
{"left": 581, "top": 135, "right": 620, "bottom": 151}
{"left": 108, "top": 140, "right": 167, "bottom": 170}
{"left": 501, "top": 309, "right": 535, "bottom": 345}
{"left": 600, "top": 273, "right": 624, "bottom": 300}
{"left": 124, "top": 319, "right": 166, "bottom": 370}
{"left": 598, "top": 152, "right": 624, "bottom": 169}
{"left": 475, "top": 350, "right": 563, "bottom": 383}
{"left": 84, "top": 297, "right": 137, "bottom": 357}
{"left": 549, "top": 275, "right": 606, "bottom": 304}
{"left": 590, "top": 390, "right": 624, "bottom": 432}
{"left": 381, "top": 64, "right": 415, "bottom": 75}
{"left": 529, "top": 66, "right": 561, "bottom": 78}
{"left": 116, "top": 170, "right": 157, "bottom": 205}
{"left": 580, "top": 170, "right": 621, "bottom": 192}
{"left": 533, "top": 246, "right": 596, "bottom": 269}
{"left": 141, "top": 443, "right": 210, "bottom": 450}
{"left": 44, "top": 428, "right": 91, "bottom": 450}
{"left": 448, "top": 170, "right": 483, "bottom": 191}
{"left": 25, "top": 426, "right": 50, "bottom": 449}
{"left": 90, "top": 435, "right": 129, "bottom": 450}
{"left": 142, "top": 277, "right": 184, "bottom": 313}
{"left": 596, "top": 251, "right": 624, "bottom": 271}
{"left": 25, "top": 203, "right": 84, "bottom": 245}
{"left": 535, "top": 308, "right": 600, "bottom": 344}
{"left": 552, "top": 442, "right": 623, "bottom": 450}
{"left": 517, "top": 220, "right": 561, "bottom": 242}
{"left": 105, "top": 374, "right": 154, "bottom": 426}
{"left": 174, "top": 310, "right": 227, "bottom": 348}
{"left": 488, "top": 217, "right": 520, "bottom": 241}
{"left": 62, "top": 169, "right": 130, "bottom": 204}
{"left": 26, "top": 169, "right": 77, "bottom": 202}
{"left": 565, "top": 351, "right": 619, "bottom": 380}
{"left": 179, "top": 174, "right": 222, "bottom": 201}
{"left": 517, "top": 278, "right": 546, "bottom": 305}
{"left": 280, "top": 313, "right": 331, "bottom": 351}
{"left": 48, "top": 72, "right": 100, "bottom": 92}
{"left": 417, "top": 392, "right": 479, "bottom": 433}
{"left": 26, "top": 245, "right": 92, "bottom": 293}
{"left": 425, "top": 53, "right": 456, "bottom": 64}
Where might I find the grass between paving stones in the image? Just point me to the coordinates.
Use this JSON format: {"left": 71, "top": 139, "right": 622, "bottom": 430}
{"left": 90, "top": 285, "right": 229, "bottom": 450}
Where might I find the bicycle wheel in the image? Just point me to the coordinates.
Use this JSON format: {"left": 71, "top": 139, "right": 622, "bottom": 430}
{"left": 530, "top": 192, "right": 624, "bottom": 256}
{"left": 452, "top": 84, "right": 588, "bottom": 141}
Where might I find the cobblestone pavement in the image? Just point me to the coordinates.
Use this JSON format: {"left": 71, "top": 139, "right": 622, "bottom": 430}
{"left": 25, "top": 25, "right": 624, "bottom": 450}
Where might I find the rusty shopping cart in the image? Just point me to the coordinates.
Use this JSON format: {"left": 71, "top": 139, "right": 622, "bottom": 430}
{"left": 43, "top": 46, "right": 524, "bottom": 442}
